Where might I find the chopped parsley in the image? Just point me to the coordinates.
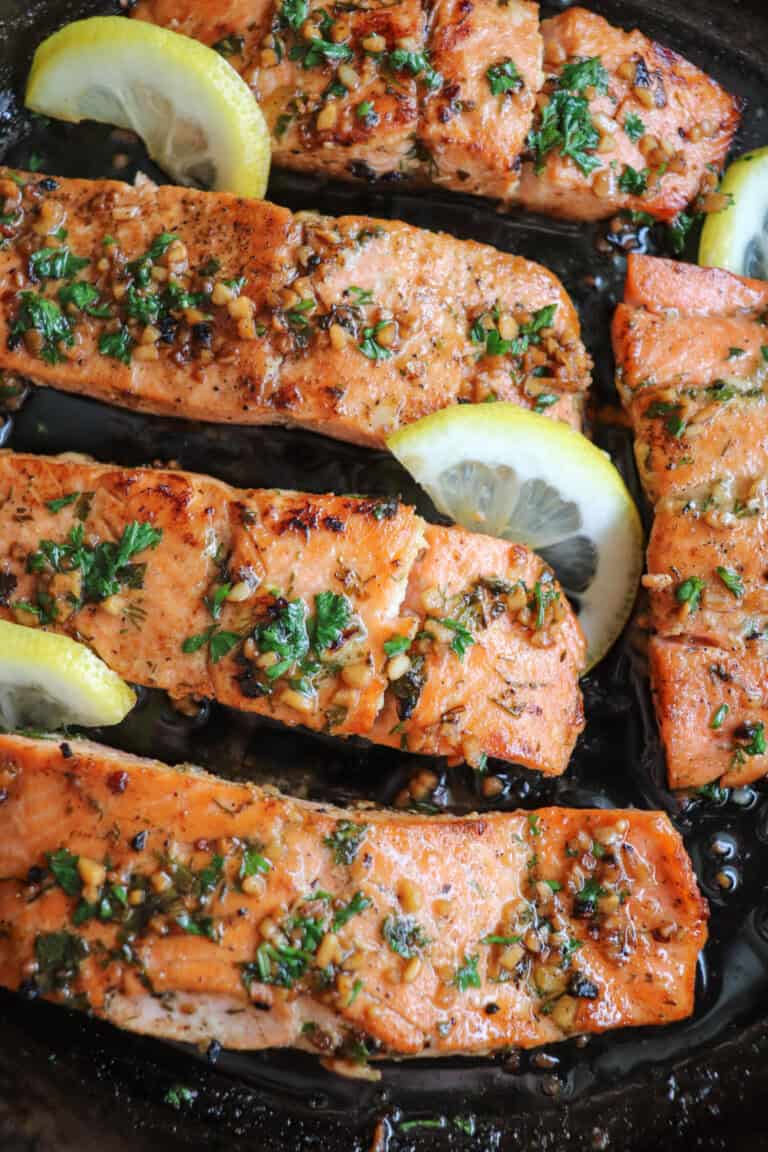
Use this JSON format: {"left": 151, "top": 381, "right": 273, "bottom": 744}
{"left": 10, "top": 292, "right": 73, "bottom": 364}
{"left": 181, "top": 626, "right": 240, "bottom": 663}
{"left": 527, "top": 56, "right": 607, "bottom": 176}
{"left": 453, "top": 954, "right": 481, "bottom": 991}
{"left": 383, "top": 914, "right": 428, "bottom": 958}
{"left": 98, "top": 325, "right": 135, "bottom": 365}
{"left": 384, "top": 634, "right": 411, "bottom": 657}
{"left": 573, "top": 877, "right": 606, "bottom": 916}
{"left": 46, "top": 848, "right": 81, "bottom": 896}
{"left": 675, "top": 576, "right": 706, "bottom": 614}
{"left": 471, "top": 303, "right": 557, "bottom": 359}
{"left": 388, "top": 49, "right": 442, "bottom": 89}
{"left": 624, "top": 112, "right": 645, "bottom": 142}
{"left": 324, "top": 820, "right": 368, "bottom": 866}
{"left": 356, "top": 101, "right": 379, "bottom": 127}
{"left": 58, "top": 281, "right": 112, "bottom": 318}
{"left": 240, "top": 843, "right": 272, "bottom": 879}
{"left": 278, "top": 0, "right": 308, "bottom": 29}
{"left": 668, "top": 211, "right": 698, "bottom": 256}
{"left": 164, "top": 1085, "right": 197, "bottom": 1110}
{"left": 439, "top": 617, "right": 475, "bottom": 659}
{"left": 290, "top": 38, "right": 352, "bottom": 69}
{"left": 212, "top": 34, "right": 245, "bottom": 56}
{"left": 45, "top": 492, "right": 80, "bottom": 514}
{"left": 27, "top": 519, "right": 162, "bottom": 605}
{"left": 486, "top": 58, "right": 523, "bottom": 96}
{"left": 734, "top": 721, "right": 766, "bottom": 759}
{"left": 34, "top": 931, "right": 87, "bottom": 989}
{"left": 710, "top": 703, "right": 729, "bottom": 730}
{"left": 359, "top": 321, "right": 393, "bottom": 360}
{"left": 311, "top": 590, "right": 351, "bottom": 651}
{"left": 29, "top": 246, "right": 89, "bottom": 281}
{"left": 645, "top": 399, "right": 685, "bottom": 438}
{"left": 618, "top": 165, "right": 649, "bottom": 195}
{"left": 533, "top": 573, "right": 558, "bottom": 629}
{"left": 716, "top": 566, "right": 744, "bottom": 598}
{"left": 332, "top": 891, "right": 372, "bottom": 930}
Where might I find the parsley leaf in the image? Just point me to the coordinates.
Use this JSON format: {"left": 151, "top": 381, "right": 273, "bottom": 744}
{"left": 324, "top": 820, "right": 368, "bottom": 866}
{"left": 359, "top": 321, "right": 393, "bottom": 360}
{"left": 45, "top": 492, "right": 80, "bottom": 514}
{"left": 675, "top": 576, "right": 706, "bottom": 614}
{"left": 383, "top": 914, "right": 428, "bottom": 958}
{"left": 11, "top": 292, "right": 73, "bottom": 364}
{"left": 710, "top": 703, "right": 729, "bottom": 730}
{"left": 439, "top": 617, "right": 475, "bottom": 659}
{"left": 716, "top": 566, "right": 744, "bottom": 598}
{"left": 389, "top": 49, "right": 442, "bottom": 89}
{"left": 98, "top": 326, "right": 135, "bottom": 364}
{"left": 240, "top": 844, "right": 272, "bottom": 879}
{"left": 46, "top": 848, "right": 81, "bottom": 896}
{"left": 624, "top": 112, "right": 645, "bottom": 142}
{"left": 454, "top": 954, "right": 481, "bottom": 991}
{"left": 57, "top": 281, "right": 112, "bottom": 318}
{"left": 257, "top": 598, "right": 310, "bottom": 669}
{"left": 618, "top": 165, "right": 648, "bottom": 194}
{"left": 332, "top": 891, "right": 372, "bottom": 930}
{"left": 29, "top": 246, "right": 88, "bottom": 281}
{"left": 384, "top": 634, "right": 412, "bottom": 657}
{"left": 559, "top": 56, "right": 609, "bottom": 94}
{"left": 312, "top": 590, "right": 351, "bottom": 651}
{"left": 278, "top": 0, "right": 308, "bottom": 29}
{"left": 290, "top": 38, "right": 352, "bottom": 68}
{"left": 487, "top": 58, "right": 523, "bottom": 96}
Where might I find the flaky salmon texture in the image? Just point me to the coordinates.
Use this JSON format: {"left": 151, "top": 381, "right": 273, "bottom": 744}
{"left": 613, "top": 255, "right": 768, "bottom": 790}
{"left": 0, "top": 167, "right": 591, "bottom": 444}
{"left": 0, "top": 450, "right": 586, "bottom": 776}
{"left": 0, "top": 734, "right": 708, "bottom": 1066}
{"left": 135, "top": 2, "right": 739, "bottom": 221}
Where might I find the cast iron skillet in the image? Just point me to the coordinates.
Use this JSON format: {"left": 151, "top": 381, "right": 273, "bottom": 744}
{"left": 1, "top": 1, "right": 768, "bottom": 1149}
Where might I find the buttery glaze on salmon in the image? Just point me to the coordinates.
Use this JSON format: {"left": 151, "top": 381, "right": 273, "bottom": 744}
{"left": 613, "top": 254, "right": 768, "bottom": 789}
{"left": 0, "top": 168, "right": 590, "bottom": 445}
{"left": 135, "top": 1, "right": 739, "bottom": 221}
{"left": 0, "top": 734, "right": 708, "bottom": 1064}
{"left": 0, "top": 451, "right": 586, "bottom": 775}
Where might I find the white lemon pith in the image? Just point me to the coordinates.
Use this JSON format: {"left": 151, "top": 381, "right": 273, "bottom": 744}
{"left": 25, "top": 16, "right": 271, "bottom": 197}
{"left": 0, "top": 619, "right": 136, "bottom": 730}
{"left": 387, "top": 405, "right": 643, "bottom": 669}
{"left": 699, "top": 147, "right": 768, "bottom": 277}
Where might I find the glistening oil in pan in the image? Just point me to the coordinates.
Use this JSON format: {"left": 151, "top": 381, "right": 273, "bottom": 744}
{"left": 1, "top": 0, "right": 768, "bottom": 1149}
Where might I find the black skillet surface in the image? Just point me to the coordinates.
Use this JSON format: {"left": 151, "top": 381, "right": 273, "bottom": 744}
{"left": 1, "top": 1, "right": 768, "bottom": 1148}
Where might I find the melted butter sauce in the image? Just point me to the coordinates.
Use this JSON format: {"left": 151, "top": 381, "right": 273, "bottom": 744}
{"left": 1, "top": 0, "right": 768, "bottom": 1147}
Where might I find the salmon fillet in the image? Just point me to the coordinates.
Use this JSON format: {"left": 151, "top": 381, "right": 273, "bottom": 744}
{"left": 134, "top": 2, "right": 738, "bottom": 221}
{"left": 613, "top": 255, "right": 768, "bottom": 789}
{"left": 0, "top": 734, "right": 708, "bottom": 1062}
{"left": 516, "top": 8, "right": 740, "bottom": 222}
{"left": 0, "top": 168, "right": 590, "bottom": 444}
{"left": 0, "top": 451, "right": 586, "bottom": 775}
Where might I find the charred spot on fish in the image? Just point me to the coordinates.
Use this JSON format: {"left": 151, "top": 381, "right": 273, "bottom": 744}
{"left": 59, "top": 742, "right": 73, "bottom": 759}
{"left": 356, "top": 497, "right": 400, "bottom": 521}
{"left": 634, "top": 56, "right": 652, "bottom": 87}
{"left": 0, "top": 572, "right": 17, "bottom": 606}
{"left": 26, "top": 866, "right": 44, "bottom": 885}
{"left": 390, "top": 655, "right": 426, "bottom": 721}
{"left": 36, "top": 178, "right": 59, "bottom": 192}
{"left": 485, "top": 1002, "right": 500, "bottom": 1015}
{"left": 709, "top": 664, "right": 732, "bottom": 683}
{"left": 348, "top": 160, "right": 378, "bottom": 182}
{"left": 191, "top": 322, "right": 213, "bottom": 347}
{"left": 323, "top": 516, "right": 345, "bottom": 533}
{"left": 279, "top": 504, "right": 320, "bottom": 534}
{"left": 237, "top": 671, "right": 270, "bottom": 699}
{"left": 107, "top": 770, "right": 129, "bottom": 794}
{"left": 569, "top": 973, "right": 599, "bottom": 999}
{"left": 130, "top": 830, "right": 148, "bottom": 852}
{"left": 0, "top": 789, "right": 7, "bottom": 805}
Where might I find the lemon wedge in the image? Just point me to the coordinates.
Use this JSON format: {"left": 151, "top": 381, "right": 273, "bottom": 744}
{"left": 388, "top": 405, "right": 643, "bottom": 669}
{"left": 0, "top": 620, "right": 136, "bottom": 731}
{"left": 25, "top": 16, "right": 270, "bottom": 197}
{"left": 699, "top": 147, "right": 768, "bottom": 277}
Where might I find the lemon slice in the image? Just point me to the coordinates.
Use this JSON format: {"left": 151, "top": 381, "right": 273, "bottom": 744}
{"left": 388, "top": 405, "right": 643, "bottom": 669}
{"left": 699, "top": 147, "right": 768, "bottom": 277}
{"left": 0, "top": 620, "right": 136, "bottom": 731}
{"left": 25, "top": 16, "right": 270, "bottom": 197}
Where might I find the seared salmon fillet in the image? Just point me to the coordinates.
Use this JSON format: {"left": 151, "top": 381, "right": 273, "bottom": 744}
{"left": 516, "top": 8, "right": 740, "bottom": 222}
{"left": 134, "top": 1, "right": 738, "bottom": 220}
{"left": 0, "top": 734, "right": 708, "bottom": 1061}
{"left": 0, "top": 168, "right": 590, "bottom": 444}
{"left": 0, "top": 451, "right": 586, "bottom": 775}
{"left": 613, "top": 255, "right": 768, "bottom": 789}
